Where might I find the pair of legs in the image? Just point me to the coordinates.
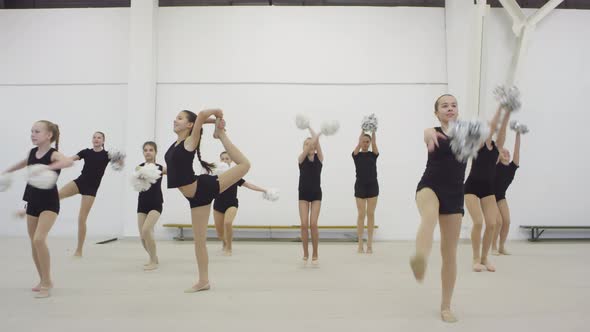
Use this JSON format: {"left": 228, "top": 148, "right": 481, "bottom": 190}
{"left": 492, "top": 199, "right": 511, "bottom": 255}
{"left": 465, "top": 194, "right": 498, "bottom": 272}
{"left": 355, "top": 197, "right": 378, "bottom": 254}
{"left": 298, "top": 200, "right": 321, "bottom": 264}
{"left": 214, "top": 207, "right": 238, "bottom": 255}
{"left": 27, "top": 211, "right": 58, "bottom": 298}
{"left": 410, "top": 188, "right": 461, "bottom": 323}
{"left": 184, "top": 126, "right": 250, "bottom": 292}
{"left": 138, "top": 211, "right": 161, "bottom": 270}
{"left": 59, "top": 182, "right": 95, "bottom": 257}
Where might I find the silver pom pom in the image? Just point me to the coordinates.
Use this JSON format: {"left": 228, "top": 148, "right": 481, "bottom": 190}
{"left": 131, "top": 163, "right": 162, "bottom": 192}
{"left": 0, "top": 173, "right": 13, "bottom": 192}
{"left": 320, "top": 120, "right": 340, "bottom": 136}
{"left": 510, "top": 120, "right": 530, "bottom": 134}
{"left": 108, "top": 149, "right": 126, "bottom": 171}
{"left": 262, "top": 188, "right": 280, "bottom": 202}
{"left": 448, "top": 120, "right": 490, "bottom": 162}
{"left": 295, "top": 114, "right": 310, "bottom": 130}
{"left": 213, "top": 162, "right": 230, "bottom": 176}
{"left": 361, "top": 113, "right": 378, "bottom": 133}
{"left": 494, "top": 85, "right": 522, "bottom": 113}
{"left": 26, "top": 164, "right": 58, "bottom": 189}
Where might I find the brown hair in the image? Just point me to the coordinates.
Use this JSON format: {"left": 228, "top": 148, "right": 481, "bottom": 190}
{"left": 37, "top": 120, "right": 60, "bottom": 151}
{"left": 94, "top": 131, "right": 106, "bottom": 148}
{"left": 180, "top": 110, "right": 215, "bottom": 174}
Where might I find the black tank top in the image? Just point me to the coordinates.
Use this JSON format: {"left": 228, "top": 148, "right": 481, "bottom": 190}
{"left": 138, "top": 163, "right": 164, "bottom": 203}
{"left": 76, "top": 148, "right": 110, "bottom": 187}
{"left": 353, "top": 152, "right": 378, "bottom": 184}
{"left": 164, "top": 140, "right": 196, "bottom": 188}
{"left": 494, "top": 161, "right": 518, "bottom": 195}
{"left": 466, "top": 141, "right": 499, "bottom": 182}
{"left": 298, "top": 153, "right": 322, "bottom": 193}
{"left": 418, "top": 127, "right": 467, "bottom": 188}
{"left": 23, "top": 147, "right": 60, "bottom": 202}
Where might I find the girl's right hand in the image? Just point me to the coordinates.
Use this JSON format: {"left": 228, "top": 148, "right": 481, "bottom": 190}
{"left": 426, "top": 130, "right": 447, "bottom": 152}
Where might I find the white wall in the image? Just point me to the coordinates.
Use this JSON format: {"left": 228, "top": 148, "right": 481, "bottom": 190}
{"left": 154, "top": 7, "right": 447, "bottom": 240}
{"left": 1, "top": 6, "right": 589, "bottom": 241}
{"left": 0, "top": 9, "right": 129, "bottom": 239}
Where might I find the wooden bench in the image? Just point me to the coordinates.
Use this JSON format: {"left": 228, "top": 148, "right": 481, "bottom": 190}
{"left": 162, "top": 224, "right": 378, "bottom": 241}
{"left": 520, "top": 225, "right": 590, "bottom": 241}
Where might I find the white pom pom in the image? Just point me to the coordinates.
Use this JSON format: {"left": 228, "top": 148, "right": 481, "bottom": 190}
{"left": 320, "top": 120, "right": 340, "bottom": 136}
{"left": 494, "top": 85, "right": 522, "bottom": 113}
{"left": 361, "top": 114, "right": 378, "bottom": 133}
{"left": 296, "top": 114, "right": 310, "bottom": 130}
{"left": 108, "top": 149, "right": 126, "bottom": 171}
{"left": 131, "top": 164, "right": 162, "bottom": 192}
{"left": 213, "top": 162, "right": 230, "bottom": 176}
{"left": 26, "top": 165, "right": 58, "bottom": 190}
{"left": 448, "top": 120, "right": 490, "bottom": 162}
{"left": 262, "top": 188, "right": 280, "bottom": 202}
{"left": 0, "top": 173, "right": 13, "bottom": 192}
{"left": 510, "top": 120, "right": 530, "bottom": 134}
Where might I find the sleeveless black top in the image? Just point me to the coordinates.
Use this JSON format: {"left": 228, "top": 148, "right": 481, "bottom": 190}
{"left": 164, "top": 140, "right": 196, "bottom": 188}
{"left": 23, "top": 147, "right": 60, "bottom": 202}
{"left": 298, "top": 153, "right": 322, "bottom": 193}
{"left": 138, "top": 163, "right": 164, "bottom": 204}
{"left": 466, "top": 141, "right": 499, "bottom": 183}
{"left": 418, "top": 127, "right": 467, "bottom": 189}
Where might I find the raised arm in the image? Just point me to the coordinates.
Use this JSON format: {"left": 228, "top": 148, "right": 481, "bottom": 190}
{"left": 371, "top": 131, "right": 379, "bottom": 155}
{"left": 49, "top": 151, "right": 74, "bottom": 171}
{"left": 494, "top": 108, "right": 511, "bottom": 150}
{"left": 512, "top": 132, "right": 521, "bottom": 166}
{"left": 185, "top": 109, "right": 222, "bottom": 151}
{"left": 309, "top": 127, "right": 324, "bottom": 163}
{"left": 243, "top": 181, "right": 266, "bottom": 193}
{"left": 353, "top": 130, "right": 363, "bottom": 156}
{"left": 486, "top": 106, "right": 502, "bottom": 144}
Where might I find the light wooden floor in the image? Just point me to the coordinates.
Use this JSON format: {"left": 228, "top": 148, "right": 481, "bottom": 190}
{"left": 0, "top": 238, "right": 588, "bottom": 332}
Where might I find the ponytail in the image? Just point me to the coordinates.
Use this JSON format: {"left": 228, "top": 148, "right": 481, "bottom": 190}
{"left": 38, "top": 120, "right": 60, "bottom": 151}
{"left": 196, "top": 128, "right": 215, "bottom": 174}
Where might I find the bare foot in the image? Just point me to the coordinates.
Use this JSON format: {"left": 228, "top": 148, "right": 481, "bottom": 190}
{"left": 492, "top": 249, "right": 500, "bottom": 256}
{"left": 357, "top": 245, "right": 364, "bottom": 254}
{"left": 34, "top": 287, "right": 51, "bottom": 299}
{"left": 223, "top": 249, "right": 232, "bottom": 256}
{"left": 482, "top": 259, "right": 496, "bottom": 272}
{"left": 472, "top": 260, "right": 485, "bottom": 272}
{"left": 32, "top": 282, "right": 53, "bottom": 292}
{"left": 311, "top": 257, "right": 319, "bottom": 267}
{"left": 410, "top": 255, "right": 426, "bottom": 282}
{"left": 144, "top": 263, "right": 159, "bottom": 271}
{"left": 184, "top": 281, "right": 210, "bottom": 293}
{"left": 213, "top": 118, "right": 225, "bottom": 139}
{"left": 441, "top": 309, "right": 458, "bottom": 323}
{"left": 366, "top": 247, "right": 373, "bottom": 254}
{"left": 73, "top": 251, "right": 83, "bottom": 258}
{"left": 499, "top": 248, "right": 511, "bottom": 255}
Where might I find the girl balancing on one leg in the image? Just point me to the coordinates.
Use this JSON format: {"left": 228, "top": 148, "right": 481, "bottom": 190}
{"left": 135, "top": 141, "right": 166, "bottom": 270}
{"left": 165, "top": 109, "right": 250, "bottom": 292}
{"left": 352, "top": 129, "right": 379, "bottom": 254}
{"left": 58, "top": 132, "right": 124, "bottom": 257}
{"left": 2, "top": 120, "right": 73, "bottom": 298}
{"left": 298, "top": 126, "right": 323, "bottom": 266}
{"left": 213, "top": 151, "right": 269, "bottom": 256}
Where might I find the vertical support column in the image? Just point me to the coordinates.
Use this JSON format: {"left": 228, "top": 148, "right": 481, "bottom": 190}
{"left": 122, "top": 0, "right": 158, "bottom": 237}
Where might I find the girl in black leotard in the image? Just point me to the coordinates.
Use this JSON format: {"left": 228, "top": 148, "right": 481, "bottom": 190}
{"left": 213, "top": 151, "right": 268, "bottom": 256}
{"left": 165, "top": 109, "right": 250, "bottom": 293}
{"left": 352, "top": 130, "right": 379, "bottom": 254}
{"left": 136, "top": 141, "right": 166, "bottom": 271}
{"left": 464, "top": 105, "right": 511, "bottom": 273}
{"left": 298, "top": 127, "right": 323, "bottom": 266}
{"left": 492, "top": 131, "right": 521, "bottom": 256}
{"left": 58, "top": 132, "right": 124, "bottom": 257}
{"left": 410, "top": 94, "right": 501, "bottom": 323}
{"left": 2, "top": 120, "right": 73, "bottom": 298}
